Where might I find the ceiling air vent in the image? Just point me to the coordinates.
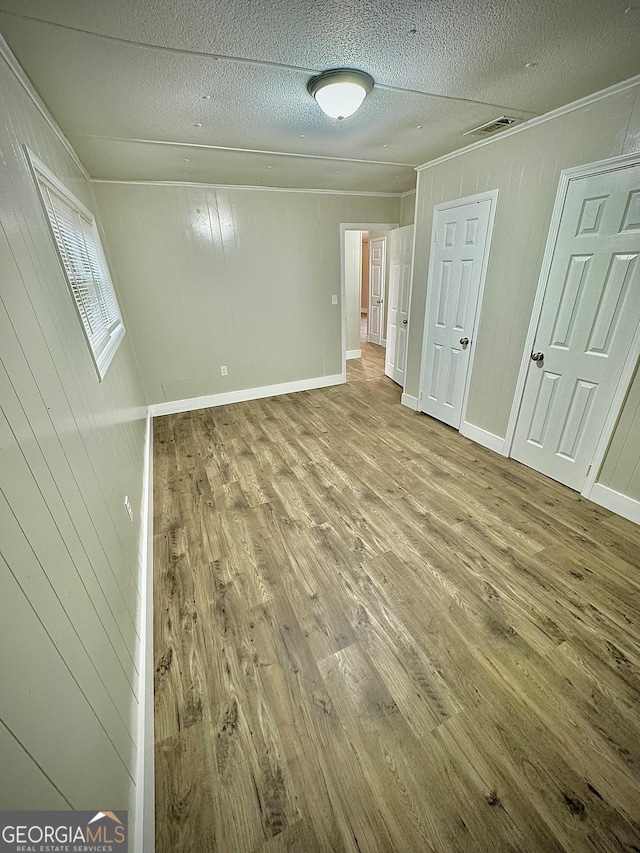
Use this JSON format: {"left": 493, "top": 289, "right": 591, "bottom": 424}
{"left": 463, "top": 116, "right": 519, "bottom": 137}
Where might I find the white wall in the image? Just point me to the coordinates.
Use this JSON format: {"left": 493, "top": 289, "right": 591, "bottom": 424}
{"left": 361, "top": 236, "right": 370, "bottom": 314}
{"left": 598, "top": 362, "right": 640, "bottom": 501}
{"left": 400, "top": 191, "right": 416, "bottom": 226}
{"left": 406, "top": 80, "right": 640, "bottom": 500}
{"left": 0, "top": 50, "right": 147, "bottom": 826}
{"left": 344, "top": 230, "right": 362, "bottom": 354}
{"left": 94, "top": 183, "right": 400, "bottom": 404}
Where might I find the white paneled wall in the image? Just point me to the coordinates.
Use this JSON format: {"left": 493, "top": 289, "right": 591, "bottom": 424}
{"left": 598, "top": 362, "right": 640, "bottom": 501}
{"left": 400, "top": 190, "right": 416, "bottom": 227}
{"left": 94, "top": 183, "right": 400, "bottom": 404}
{"left": 406, "top": 81, "right": 640, "bottom": 500}
{"left": 0, "top": 50, "right": 147, "bottom": 827}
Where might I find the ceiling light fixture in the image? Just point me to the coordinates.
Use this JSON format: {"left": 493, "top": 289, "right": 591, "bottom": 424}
{"left": 307, "top": 68, "right": 374, "bottom": 120}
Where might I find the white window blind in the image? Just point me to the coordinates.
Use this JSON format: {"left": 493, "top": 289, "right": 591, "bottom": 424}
{"left": 28, "top": 151, "right": 124, "bottom": 380}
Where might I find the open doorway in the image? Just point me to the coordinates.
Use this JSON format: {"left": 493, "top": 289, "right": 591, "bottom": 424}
{"left": 340, "top": 222, "right": 397, "bottom": 372}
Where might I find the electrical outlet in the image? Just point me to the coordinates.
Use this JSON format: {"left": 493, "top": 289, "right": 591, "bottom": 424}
{"left": 124, "top": 495, "right": 133, "bottom": 523}
{"left": 331, "top": 294, "right": 338, "bottom": 305}
{"left": 220, "top": 365, "right": 228, "bottom": 376}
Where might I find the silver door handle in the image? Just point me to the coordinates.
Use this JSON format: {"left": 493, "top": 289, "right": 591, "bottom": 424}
{"left": 402, "top": 319, "right": 408, "bottom": 325}
{"left": 531, "top": 351, "right": 544, "bottom": 362}
{"left": 459, "top": 337, "right": 469, "bottom": 346}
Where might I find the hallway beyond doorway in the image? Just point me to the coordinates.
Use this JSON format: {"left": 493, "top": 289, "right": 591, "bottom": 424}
{"left": 347, "top": 316, "right": 386, "bottom": 382}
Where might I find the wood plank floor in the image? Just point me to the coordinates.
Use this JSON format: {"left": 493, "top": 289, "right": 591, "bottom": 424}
{"left": 153, "top": 342, "right": 640, "bottom": 852}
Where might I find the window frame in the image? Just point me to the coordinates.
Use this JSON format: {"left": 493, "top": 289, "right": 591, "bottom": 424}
{"left": 26, "top": 148, "right": 125, "bottom": 381}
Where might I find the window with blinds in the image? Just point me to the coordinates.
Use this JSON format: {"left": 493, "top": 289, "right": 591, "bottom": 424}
{"left": 28, "top": 151, "right": 125, "bottom": 380}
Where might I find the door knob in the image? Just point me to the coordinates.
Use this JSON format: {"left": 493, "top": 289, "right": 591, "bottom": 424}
{"left": 402, "top": 319, "right": 408, "bottom": 325}
{"left": 376, "top": 299, "right": 383, "bottom": 304}
{"left": 459, "top": 337, "right": 469, "bottom": 346}
{"left": 531, "top": 351, "right": 544, "bottom": 362}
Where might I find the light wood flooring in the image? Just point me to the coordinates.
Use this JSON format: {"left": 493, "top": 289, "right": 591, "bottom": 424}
{"left": 153, "top": 342, "right": 640, "bottom": 852}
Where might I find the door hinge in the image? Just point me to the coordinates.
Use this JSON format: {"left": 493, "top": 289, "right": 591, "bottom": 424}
{"left": 587, "top": 464, "right": 592, "bottom": 476}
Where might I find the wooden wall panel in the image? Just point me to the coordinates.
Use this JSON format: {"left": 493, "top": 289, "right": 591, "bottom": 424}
{"left": 0, "top": 53, "right": 146, "bottom": 816}
{"left": 599, "top": 363, "right": 640, "bottom": 501}
{"left": 0, "top": 722, "right": 70, "bottom": 810}
{"left": 94, "top": 183, "right": 400, "bottom": 404}
{"left": 400, "top": 191, "right": 416, "bottom": 226}
{"left": 406, "top": 83, "right": 640, "bottom": 505}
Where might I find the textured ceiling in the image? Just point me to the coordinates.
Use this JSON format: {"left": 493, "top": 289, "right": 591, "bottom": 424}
{"left": 1, "top": 0, "right": 639, "bottom": 192}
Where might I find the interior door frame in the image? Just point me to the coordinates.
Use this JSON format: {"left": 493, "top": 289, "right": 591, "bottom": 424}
{"left": 418, "top": 188, "right": 499, "bottom": 431}
{"left": 503, "top": 151, "right": 640, "bottom": 502}
{"left": 339, "top": 222, "right": 398, "bottom": 372}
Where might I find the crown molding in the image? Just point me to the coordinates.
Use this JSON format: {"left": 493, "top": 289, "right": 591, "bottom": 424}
{"left": 416, "top": 74, "right": 640, "bottom": 173}
{"left": 91, "top": 178, "right": 405, "bottom": 197}
{"left": 0, "top": 34, "right": 90, "bottom": 181}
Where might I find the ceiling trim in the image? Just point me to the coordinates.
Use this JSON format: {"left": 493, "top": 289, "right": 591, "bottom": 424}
{"left": 0, "top": 33, "right": 90, "bottom": 181}
{"left": 73, "top": 135, "right": 417, "bottom": 168}
{"left": 416, "top": 74, "right": 640, "bottom": 173}
{"left": 91, "top": 179, "right": 405, "bottom": 197}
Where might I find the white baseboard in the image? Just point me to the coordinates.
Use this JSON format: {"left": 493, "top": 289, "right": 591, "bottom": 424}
{"left": 135, "top": 413, "right": 155, "bottom": 851}
{"left": 587, "top": 483, "right": 640, "bottom": 525}
{"left": 401, "top": 393, "right": 419, "bottom": 411}
{"left": 149, "top": 372, "right": 345, "bottom": 417}
{"left": 460, "top": 421, "right": 507, "bottom": 455}
{"left": 346, "top": 349, "right": 361, "bottom": 360}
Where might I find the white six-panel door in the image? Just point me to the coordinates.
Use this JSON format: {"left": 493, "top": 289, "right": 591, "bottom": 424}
{"left": 368, "top": 238, "right": 385, "bottom": 345}
{"left": 511, "top": 164, "right": 640, "bottom": 491}
{"left": 420, "top": 195, "right": 495, "bottom": 428}
{"left": 385, "top": 225, "right": 413, "bottom": 386}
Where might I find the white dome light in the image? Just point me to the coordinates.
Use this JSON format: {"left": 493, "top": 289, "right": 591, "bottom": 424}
{"left": 314, "top": 81, "right": 367, "bottom": 119}
{"left": 307, "top": 69, "right": 374, "bottom": 120}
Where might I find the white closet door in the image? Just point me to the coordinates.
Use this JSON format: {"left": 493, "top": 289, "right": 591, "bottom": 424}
{"left": 368, "top": 238, "right": 385, "bottom": 345}
{"left": 385, "top": 225, "right": 413, "bottom": 386}
{"left": 420, "top": 197, "right": 493, "bottom": 429}
{"left": 511, "top": 164, "right": 640, "bottom": 490}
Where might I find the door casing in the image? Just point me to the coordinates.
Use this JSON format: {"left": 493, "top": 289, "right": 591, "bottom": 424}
{"left": 504, "top": 151, "right": 640, "bottom": 503}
